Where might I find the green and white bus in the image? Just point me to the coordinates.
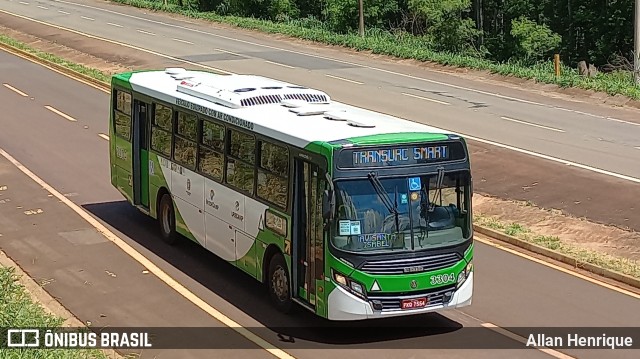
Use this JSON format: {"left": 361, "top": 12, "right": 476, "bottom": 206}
{"left": 109, "top": 68, "right": 474, "bottom": 320}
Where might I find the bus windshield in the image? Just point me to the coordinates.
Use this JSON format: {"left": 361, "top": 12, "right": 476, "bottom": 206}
{"left": 331, "top": 171, "right": 471, "bottom": 254}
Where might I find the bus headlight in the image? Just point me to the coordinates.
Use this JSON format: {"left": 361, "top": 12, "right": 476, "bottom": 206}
{"left": 457, "top": 261, "right": 473, "bottom": 288}
{"left": 331, "top": 269, "right": 366, "bottom": 299}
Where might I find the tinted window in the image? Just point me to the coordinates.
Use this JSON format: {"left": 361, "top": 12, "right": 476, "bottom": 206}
{"left": 226, "top": 158, "right": 254, "bottom": 193}
{"left": 260, "top": 142, "right": 288, "bottom": 176}
{"left": 114, "top": 111, "right": 131, "bottom": 140}
{"left": 174, "top": 136, "right": 197, "bottom": 169}
{"left": 229, "top": 130, "right": 255, "bottom": 164}
{"left": 154, "top": 103, "right": 172, "bottom": 131}
{"left": 199, "top": 147, "right": 224, "bottom": 181}
{"left": 202, "top": 121, "right": 225, "bottom": 152}
{"left": 177, "top": 112, "right": 197, "bottom": 141}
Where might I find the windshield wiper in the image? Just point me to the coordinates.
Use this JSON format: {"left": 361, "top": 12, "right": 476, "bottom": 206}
{"left": 429, "top": 167, "right": 445, "bottom": 212}
{"left": 367, "top": 172, "right": 400, "bottom": 232}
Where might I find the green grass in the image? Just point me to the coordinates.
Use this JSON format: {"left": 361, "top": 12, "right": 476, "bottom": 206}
{"left": 0, "top": 266, "right": 108, "bottom": 359}
{"left": 106, "top": 0, "right": 640, "bottom": 100}
{"left": 0, "top": 35, "right": 110, "bottom": 83}
{"left": 475, "top": 215, "right": 640, "bottom": 279}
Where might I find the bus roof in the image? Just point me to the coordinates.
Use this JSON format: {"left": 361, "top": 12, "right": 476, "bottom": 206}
{"left": 115, "top": 69, "right": 459, "bottom": 149}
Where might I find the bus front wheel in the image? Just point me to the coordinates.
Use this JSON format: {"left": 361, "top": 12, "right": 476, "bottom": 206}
{"left": 268, "top": 253, "right": 292, "bottom": 313}
{"left": 158, "top": 194, "right": 179, "bottom": 245}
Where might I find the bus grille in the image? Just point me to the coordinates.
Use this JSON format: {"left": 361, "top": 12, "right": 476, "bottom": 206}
{"left": 368, "top": 285, "right": 456, "bottom": 312}
{"left": 360, "top": 253, "right": 461, "bottom": 275}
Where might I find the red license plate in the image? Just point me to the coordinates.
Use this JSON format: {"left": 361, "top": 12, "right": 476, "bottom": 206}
{"left": 401, "top": 297, "right": 427, "bottom": 309}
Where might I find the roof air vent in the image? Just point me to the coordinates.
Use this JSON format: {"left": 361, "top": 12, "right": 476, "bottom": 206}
{"left": 324, "top": 111, "right": 348, "bottom": 121}
{"left": 165, "top": 67, "right": 186, "bottom": 75}
{"left": 347, "top": 120, "right": 375, "bottom": 128}
{"left": 281, "top": 99, "right": 308, "bottom": 108}
{"left": 234, "top": 88, "right": 256, "bottom": 93}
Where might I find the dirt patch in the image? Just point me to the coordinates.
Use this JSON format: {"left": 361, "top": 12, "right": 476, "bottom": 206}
{"left": 3, "top": 23, "right": 638, "bottom": 266}
{"left": 473, "top": 195, "right": 640, "bottom": 261}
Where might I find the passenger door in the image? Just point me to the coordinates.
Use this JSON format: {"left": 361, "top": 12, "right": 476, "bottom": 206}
{"left": 132, "top": 99, "right": 150, "bottom": 209}
{"left": 292, "top": 159, "right": 325, "bottom": 311}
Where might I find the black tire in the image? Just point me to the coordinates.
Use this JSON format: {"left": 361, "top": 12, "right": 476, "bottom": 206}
{"left": 268, "top": 253, "right": 293, "bottom": 313}
{"left": 158, "top": 194, "right": 179, "bottom": 245}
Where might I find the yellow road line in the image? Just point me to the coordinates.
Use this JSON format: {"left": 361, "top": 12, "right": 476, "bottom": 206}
{"left": 475, "top": 235, "right": 640, "bottom": 300}
{"left": 2, "top": 83, "right": 29, "bottom": 97}
{"left": 44, "top": 105, "right": 77, "bottom": 122}
{"left": 0, "top": 147, "right": 295, "bottom": 359}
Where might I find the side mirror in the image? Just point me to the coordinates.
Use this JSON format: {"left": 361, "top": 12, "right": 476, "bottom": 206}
{"left": 322, "top": 189, "right": 334, "bottom": 221}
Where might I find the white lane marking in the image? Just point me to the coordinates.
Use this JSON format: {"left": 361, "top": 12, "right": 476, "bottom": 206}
{"left": 0, "top": 148, "right": 296, "bottom": 359}
{"left": 635, "top": 146, "right": 640, "bottom": 150}
{"left": 0, "top": 9, "right": 233, "bottom": 75}
{"left": 44, "top": 106, "right": 77, "bottom": 122}
{"left": 325, "top": 74, "right": 363, "bottom": 85}
{"left": 464, "top": 133, "right": 640, "bottom": 183}
{"left": 58, "top": 10, "right": 70, "bottom": 15}
{"left": 213, "top": 48, "right": 243, "bottom": 57}
{"left": 136, "top": 29, "right": 155, "bottom": 36}
{"left": 481, "top": 323, "right": 575, "bottom": 359}
{"left": 37, "top": 5, "right": 48, "bottom": 9}
{"left": 2, "top": 83, "right": 28, "bottom": 97}
{"left": 401, "top": 92, "right": 450, "bottom": 105}
{"left": 264, "top": 60, "right": 295, "bottom": 69}
{"left": 80, "top": 16, "right": 94, "bottom": 21}
{"left": 607, "top": 117, "right": 640, "bottom": 126}
{"left": 500, "top": 116, "right": 566, "bottom": 133}
{"left": 172, "top": 38, "right": 194, "bottom": 45}
{"left": 98, "top": 133, "right": 109, "bottom": 140}
{"left": 106, "top": 22, "right": 122, "bottom": 28}
{"left": 19, "top": 1, "right": 29, "bottom": 4}
{"left": 3, "top": 9, "right": 637, "bottom": 186}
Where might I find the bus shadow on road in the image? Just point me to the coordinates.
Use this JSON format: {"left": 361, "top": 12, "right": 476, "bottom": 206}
{"left": 83, "top": 200, "right": 464, "bottom": 347}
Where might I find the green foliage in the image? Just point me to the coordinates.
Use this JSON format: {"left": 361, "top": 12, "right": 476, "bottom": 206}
{"left": 510, "top": 16, "right": 561, "bottom": 64}
{"left": 408, "top": 0, "right": 479, "bottom": 54}
{"left": 323, "top": 0, "right": 399, "bottom": 33}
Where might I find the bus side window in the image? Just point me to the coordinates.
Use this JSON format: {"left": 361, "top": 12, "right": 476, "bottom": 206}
{"left": 113, "top": 90, "right": 132, "bottom": 141}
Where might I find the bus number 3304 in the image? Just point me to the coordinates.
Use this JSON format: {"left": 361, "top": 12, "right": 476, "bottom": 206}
{"left": 430, "top": 273, "right": 456, "bottom": 285}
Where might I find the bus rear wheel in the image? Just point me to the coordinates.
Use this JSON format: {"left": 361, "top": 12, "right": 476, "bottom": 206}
{"left": 158, "top": 194, "right": 179, "bottom": 245}
{"left": 268, "top": 253, "right": 292, "bottom": 313}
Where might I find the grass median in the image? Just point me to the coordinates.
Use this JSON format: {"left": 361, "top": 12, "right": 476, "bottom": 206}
{"left": 106, "top": 0, "right": 640, "bottom": 101}
{"left": 0, "top": 33, "right": 637, "bottom": 283}
{"left": 0, "top": 266, "right": 108, "bottom": 359}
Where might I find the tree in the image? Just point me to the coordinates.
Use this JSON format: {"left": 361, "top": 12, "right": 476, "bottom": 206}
{"left": 510, "top": 16, "right": 561, "bottom": 63}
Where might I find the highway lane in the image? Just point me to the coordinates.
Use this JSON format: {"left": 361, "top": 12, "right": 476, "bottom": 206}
{"left": 2, "top": 42, "right": 640, "bottom": 358}
{"left": 1, "top": 0, "right": 640, "bottom": 180}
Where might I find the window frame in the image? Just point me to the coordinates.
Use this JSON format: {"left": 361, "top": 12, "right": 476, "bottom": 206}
{"left": 112, "top": 89, "right": 132, "bottom": 141}
{"left": 173, "top": 110, "right": 199, "bottom": 170}
{"left": 150, "top": 102, "right": 174, "bottom": 158}
{"left": 256, "top": 140, "right": 290, "bottom": 211}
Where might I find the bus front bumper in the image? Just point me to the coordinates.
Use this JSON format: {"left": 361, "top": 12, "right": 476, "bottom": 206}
{"left": 327, "top": 272, "right": 473, "bottom": 321}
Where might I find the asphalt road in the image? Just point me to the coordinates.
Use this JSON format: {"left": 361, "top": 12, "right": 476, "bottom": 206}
{"left": 0, "top": 0, "right": 639, "bottom": 235}
{"left": 1, "top": 43, "right": 640, "bottom": 358}
{"left": 1, "top": 0, "right": 640, "bottom": 181}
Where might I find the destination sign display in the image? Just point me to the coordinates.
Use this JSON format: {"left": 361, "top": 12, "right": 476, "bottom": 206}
{"left": 337, "top": 142, "right": 466, "bottom": 169}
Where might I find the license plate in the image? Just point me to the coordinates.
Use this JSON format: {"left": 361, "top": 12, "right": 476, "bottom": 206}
{"left": 401, "top": 297, "right": 427, "bottom": 309}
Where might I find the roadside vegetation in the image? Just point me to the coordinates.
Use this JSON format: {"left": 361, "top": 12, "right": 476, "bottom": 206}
{"left": 0, "top": 266, "right": 108, "bottom": 359}
{"left": 106, "top": 0, "right": 640, "bottom": 100}
{"left": 475, "top": 215, "right": 640, "bottom": 280}
{"left": 0, "top": 35, "right": 110, "bottom": 83}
